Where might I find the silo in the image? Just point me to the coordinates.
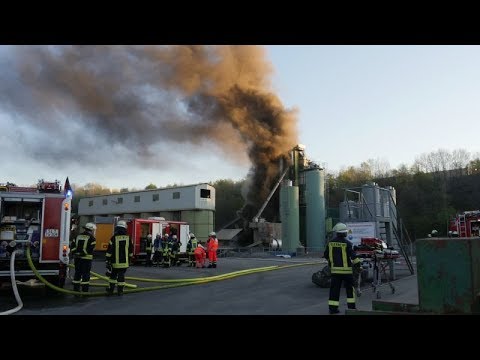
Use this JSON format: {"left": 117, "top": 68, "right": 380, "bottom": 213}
{"left": 280, "top": 182, "right": 300, "bottom": 253}
{"left": 361, "top": 183, "right": 381, "bottom": 220}
{"left": 381, "top": 190, "right": 390, "bottom": 218}
{"left": 388, "top": 186, "right": 397, "bottom": 222}
{"left": 304, "top": 168, "right": 326, "bottom": 251}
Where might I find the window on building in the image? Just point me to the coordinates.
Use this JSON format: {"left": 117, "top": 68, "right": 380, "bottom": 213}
{"left": 117, "top": 197, "right": 123, "bottom": 204}
{"left": 102, "top": 199, "right": 107, "bottom": 205}
{"left": 173, "top": 192, "right": 180, "bottom": 199}
{"left": 152, "top": 194, "right": 159, "bottom": 202}
{"left": 134, "top": 195, "right": 140, "bottom": 203}
{"left": 200, "top": 189, "right": 211, "bottom": 199}
{"left": 88, "top": 200, "right": 93, "bottom": 207}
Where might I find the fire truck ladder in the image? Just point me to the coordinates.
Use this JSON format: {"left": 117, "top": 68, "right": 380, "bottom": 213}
{"left": 457, "top": 213, "right": 467, "bottom": 237}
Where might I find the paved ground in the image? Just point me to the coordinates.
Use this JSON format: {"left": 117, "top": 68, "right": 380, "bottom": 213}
{"left": 0, "top": 256, "right": 418, "bottom": 315}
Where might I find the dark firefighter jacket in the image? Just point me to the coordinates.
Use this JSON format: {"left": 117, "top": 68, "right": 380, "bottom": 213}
{"left": 323, "top": 236, "right": 361, "bottom": 274}
{"left": 187, "top": 238, "right": 198, "bottom": 254}
{"left": 71, "top": 231, "right": 96, "bottom": 260}
{"left": 145, "top": 237, "right": 153, "bottom": 252}
{"left": 105, "top": 228, "right": 134, "bottom": 269}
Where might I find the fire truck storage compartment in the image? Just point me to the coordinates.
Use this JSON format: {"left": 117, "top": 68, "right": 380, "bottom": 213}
{"left": 0, "top": 196, "right": 43, "bottom": 263}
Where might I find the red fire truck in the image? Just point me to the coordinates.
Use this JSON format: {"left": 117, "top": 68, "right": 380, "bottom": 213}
{"left": 110, "top": 217, "right": 190, "bottom": 264}
{"left": 0, "top": 179, "right": 71, "bottom": 287}
{"left": 449, "top": 210, "right": 480, "bottom": 237}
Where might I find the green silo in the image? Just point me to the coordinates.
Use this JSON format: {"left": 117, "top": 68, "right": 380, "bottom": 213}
{"left": 304, "top": 167, "right": 326, "bottom": 251}
{"left": 280, "top": 182, "right": 300, "bottom": 253}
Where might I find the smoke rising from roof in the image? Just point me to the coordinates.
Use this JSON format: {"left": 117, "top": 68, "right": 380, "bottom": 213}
{"left": 0, "top": 45, "right": 298, "bottom": 208}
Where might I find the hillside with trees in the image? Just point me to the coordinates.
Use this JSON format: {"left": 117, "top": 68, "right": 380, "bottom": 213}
{"left": 69, "top": 148, "right": 480, "bottom": 240}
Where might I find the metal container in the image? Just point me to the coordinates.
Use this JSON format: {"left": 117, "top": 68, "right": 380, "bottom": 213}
{"left": 387, "top": 186, "right": 397, "bottom": 221}
{"left": 361, "top": 183, "right": 381, "bottom": 219}
{"left": 416, "top": 238, "right": 480, "bottom": 314}
{"left": 280, "top": 184, "right": 300, "bottom": 253}
{"left": 304, "top": 167, "right": 326, "bottom": 251}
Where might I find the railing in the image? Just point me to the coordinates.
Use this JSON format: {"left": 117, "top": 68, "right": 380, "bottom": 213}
{"left": 387, "top": 192, "right": 415, "bottom": 274}
{"left": 343, "top": 187, "right": 415, "bottom": 275}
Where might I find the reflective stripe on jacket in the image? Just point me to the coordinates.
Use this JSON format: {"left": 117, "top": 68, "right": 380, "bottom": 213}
{"left": 73, "top": 233, "right": 96, "bottom": 260}
{"left": 324, "top": 236, "right": 359, "bottom": 274}
{"left": 106, "top": 234, "right": 133, "bottom": 269}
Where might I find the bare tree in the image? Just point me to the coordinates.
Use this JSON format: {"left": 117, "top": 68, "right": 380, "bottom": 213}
{"left": 451, "top": 149, "right": 471, "bottom": 169}
{"left": 414, "top": 148, "right": 471, "bottom": 173}
{"left": 367, "top": 158, "right": 391, "bottom": 178}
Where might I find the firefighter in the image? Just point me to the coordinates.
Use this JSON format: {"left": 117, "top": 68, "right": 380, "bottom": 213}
{"left": 323, "top": 222, "right": 361, "bottom": 314}
{"left": 145, "top": 234, "right": 153, "bottom": 267}
{"left": 194, "top": 242, "right": 207, "bottom": 268}
{"left": 105, "top": 220, "right": 134, "bottom": 296}
{"left": 170, "top": 234, "right": 181, "bottom": 266}
{"left": 70, "top": 222, "right": 97, "bottom": 293}
{"left": 186, "top": 232, "right": 198, "bottom": 267}
{"left": 162, "top": 233, "right": 171, "bottom": 267}
{"left": 152, "top": 233, "right": 162, "bottom": 267}
{"left": 206, "top": 231, "right": 218, "bottom": 268}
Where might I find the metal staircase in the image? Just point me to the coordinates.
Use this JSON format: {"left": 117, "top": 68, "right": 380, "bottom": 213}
{"left": 342, "top": 186, "right": 415, "bottom": 276}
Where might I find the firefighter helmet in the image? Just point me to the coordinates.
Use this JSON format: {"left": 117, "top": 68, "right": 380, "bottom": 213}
{"left": 147, "top": 234, "right": 152, "bottom": 239}
{"left": 189, "top": 232, "right": 196, "bottom": 239}
{"left": 116, "top": 220, "right": 127, "bottom": 229}
{"left": 209, "top": 231, "right": 216, "bottom": 237}
{"left": 172, "top": 235, "right": 177, "bottom": 240}
{"left": 84, "top": 222, "right": 97, "bottom": 231}
{"left": 431, "top": 229, "right": 438, "bottom": 235}
{"left": 332, "top": 222, "right": 348, "bottom": 234}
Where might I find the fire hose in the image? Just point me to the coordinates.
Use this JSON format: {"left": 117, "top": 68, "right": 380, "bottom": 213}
{"left": 0, "top": 250, "right": 23, "bottom": 315}
{"left": 23, "top": 243, "right": 319, "bottom": 297}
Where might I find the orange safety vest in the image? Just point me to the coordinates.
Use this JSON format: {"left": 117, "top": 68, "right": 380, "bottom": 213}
{"left": 207, "top": 237, "right": 218, "bottom": 251}
{"left": 194, "top": 246, "right": 205, "bottom": 256}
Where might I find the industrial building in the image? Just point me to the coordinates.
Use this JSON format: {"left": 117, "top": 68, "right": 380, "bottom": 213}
{"left": 248, "top": 144, "right": 326, "bottom": 254}
{"left": 339, "top": 182, "right": 415, "bottom": 279}
{"left": 77, "top": 183, "right": 215, "bottom": 242}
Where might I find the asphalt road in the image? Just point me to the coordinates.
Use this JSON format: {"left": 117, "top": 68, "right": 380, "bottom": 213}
{"left": 1, "top": 256, "right": 415, "bottom": 315}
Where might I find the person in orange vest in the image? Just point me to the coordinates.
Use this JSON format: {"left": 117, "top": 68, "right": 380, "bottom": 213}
{"left": 206, "top": 231, "right": 218, "bottom": 268}
{"left": 194, "top": 242, "right": 206, "bottom": 268}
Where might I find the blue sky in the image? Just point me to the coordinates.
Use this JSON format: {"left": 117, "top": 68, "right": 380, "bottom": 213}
{"left": 266, "top": 45, "right": 480, "bottom": 171}
{"left": 1, "top": 45, "right": 480, "bottom": 189}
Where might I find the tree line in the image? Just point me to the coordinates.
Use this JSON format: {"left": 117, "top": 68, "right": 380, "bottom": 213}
{"left": 69, "top": 148, "right": 480, "bottom": 240}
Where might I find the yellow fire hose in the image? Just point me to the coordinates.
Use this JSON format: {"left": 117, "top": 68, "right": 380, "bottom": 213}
{"left": 26, "top": 244, "right": 319, "bottom": 297}
{"left": 67, "top": 264, "right": 138, "bottom": 289}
